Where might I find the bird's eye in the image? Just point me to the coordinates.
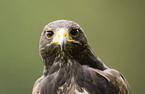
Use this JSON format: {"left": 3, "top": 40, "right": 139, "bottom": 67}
{"left": 70, "top": 29, "right": 79, "bottom": 37}
{"left": 45, "top": 31, "right": 54, "bottom": 39}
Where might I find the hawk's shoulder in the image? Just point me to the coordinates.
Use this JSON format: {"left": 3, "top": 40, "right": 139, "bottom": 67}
{"left": 32, "top": 76, "right": 45, "bottom": 94}
{"left": 88, "top": 67, "right": 130, "bottom": 94}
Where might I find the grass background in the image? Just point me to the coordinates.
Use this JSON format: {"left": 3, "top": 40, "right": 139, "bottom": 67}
{"left": 0, "top": 0, "right": 145, "bottom": 94}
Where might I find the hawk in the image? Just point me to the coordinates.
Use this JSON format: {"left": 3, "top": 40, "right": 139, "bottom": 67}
{"left": 32, "top": 20, "right": 129, "bottom": 94}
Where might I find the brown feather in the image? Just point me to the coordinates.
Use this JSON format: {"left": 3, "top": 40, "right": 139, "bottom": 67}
{"left": 88, "top": 67, "right": 130, "bottom": 94}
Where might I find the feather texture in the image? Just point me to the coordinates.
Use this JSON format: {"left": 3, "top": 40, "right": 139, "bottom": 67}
{"left": 32, "top": 20, "right": 129, "bottom": 94}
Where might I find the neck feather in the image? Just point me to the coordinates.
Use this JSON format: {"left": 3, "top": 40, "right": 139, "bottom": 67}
{"left": 42, "top": 47, "right": 108, "bottom": 76}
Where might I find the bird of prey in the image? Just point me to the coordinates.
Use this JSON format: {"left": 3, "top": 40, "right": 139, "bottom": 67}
{"left": 32, "top": 20, "right": 129, "bottom": 94}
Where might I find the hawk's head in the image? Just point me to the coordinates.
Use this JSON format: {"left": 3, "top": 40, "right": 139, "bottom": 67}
{"left": 39, "top": 20, "right": 88, "bottom": 57}
{"left": 39, "top": 20, "right": 106, "bottom": 76}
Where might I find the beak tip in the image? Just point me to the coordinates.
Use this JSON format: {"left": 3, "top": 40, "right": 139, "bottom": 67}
{"left": 60, "top": 44, "right": 64, "bottom": 51}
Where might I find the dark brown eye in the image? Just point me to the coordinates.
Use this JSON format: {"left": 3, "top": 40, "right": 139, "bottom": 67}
{"left": 45, "top": 31, "right": 54, "bottom": 39}
{"left": 70, "top": 29, "right": 79, "bottom": 37}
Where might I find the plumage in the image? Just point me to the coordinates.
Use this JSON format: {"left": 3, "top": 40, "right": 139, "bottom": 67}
{"left": 32, "top": 20, "right": 129, "bottom": 94}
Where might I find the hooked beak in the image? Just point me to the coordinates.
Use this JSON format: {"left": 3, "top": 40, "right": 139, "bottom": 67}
{"left": 58, "top": 30, "right": 68, "bottom": 51}
{"left": 51, "top": 28, "right": 71, "bottom": 51}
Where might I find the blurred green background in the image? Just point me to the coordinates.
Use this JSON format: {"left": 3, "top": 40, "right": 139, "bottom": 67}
{"left": 0, "top": 0, "right": 145, "bottom": 94}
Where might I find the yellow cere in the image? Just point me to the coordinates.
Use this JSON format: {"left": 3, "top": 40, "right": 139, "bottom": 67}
{"left": 51, "top": 28, "right": 75, "bottom": 45}
{"left": 51, "top": 28, "right": 67, "bottom": 44}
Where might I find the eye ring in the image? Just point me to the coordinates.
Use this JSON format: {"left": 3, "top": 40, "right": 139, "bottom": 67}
{"left": 70, "top": 28, "right": 79, "bottom": 37}
{"left": 45, "top": 30, "right": 54, "bottom": 39}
